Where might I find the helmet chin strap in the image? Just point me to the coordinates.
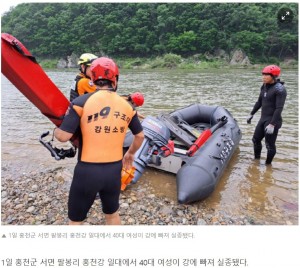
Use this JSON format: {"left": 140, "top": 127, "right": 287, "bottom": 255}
{"left": 79, "top": 64, "right": 88, "bottom": 76}
{"left": 106, "top": 81, "right": 117, "bottom": 92}
{"left": 109, "top": 83, "right": 117, "bottom": 92}
{"left": 83, "top": 65, "right": 88, "bottom": 76}
{"left": 95, "top": 80, "right": 116, "bottom": 91}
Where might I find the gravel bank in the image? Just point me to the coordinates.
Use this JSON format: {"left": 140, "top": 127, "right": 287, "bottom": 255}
{"left": 1, "top": 167, "right": 274, "bottom": 225}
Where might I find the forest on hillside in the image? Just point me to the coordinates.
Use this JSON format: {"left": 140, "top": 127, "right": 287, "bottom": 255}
{"left": 1, "top": 2, "right": 298, "bottom": 63}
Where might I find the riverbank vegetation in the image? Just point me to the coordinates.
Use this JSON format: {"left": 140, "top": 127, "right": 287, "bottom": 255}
{"left": 39, "top": 53, "right": 226, "bottom": 69}
{"left": 38, "top": 53, "right": 297, "bottom": 70}
{"left": 2, "top": 3, "right": 298, "bottom": 67}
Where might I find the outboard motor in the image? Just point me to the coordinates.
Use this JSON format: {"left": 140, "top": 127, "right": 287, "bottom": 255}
{"left": 132, "top": 116, "right": 171, "bottom": 183}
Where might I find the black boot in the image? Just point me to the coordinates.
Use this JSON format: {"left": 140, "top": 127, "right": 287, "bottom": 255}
{"left": 265, "top": 143, "right": 276, "bottom": 165}
{"left": 265, "top": 151, "right": 276, "bottom": 165}
{"left": 253, "top": 139, "right": 262, "bottom": 159}
{"left": 254, "top": 153, "right": 261, "bottom": 159}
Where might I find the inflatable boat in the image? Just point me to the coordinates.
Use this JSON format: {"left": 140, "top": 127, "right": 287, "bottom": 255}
{"left": 2, "top": 34, "right": 241, "bottom": 202}
{"left": 124, "top": 103, "right": 242, "bottom": 204}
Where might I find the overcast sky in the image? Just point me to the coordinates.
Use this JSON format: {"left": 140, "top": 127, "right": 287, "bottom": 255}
{"left": 1, "top": 0, "right": 25, "bottom": 15}
{"left": 0, "top": 1, "right": 88, "bottom": 15}
{"left": 0, "top": 0, "right": 150, "bottom": 15}
{"left": 0, "top": 0, "right": 283, "bottom": 16}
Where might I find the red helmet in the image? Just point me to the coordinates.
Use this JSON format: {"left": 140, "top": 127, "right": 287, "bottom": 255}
{"left": 130, "top": 92, "right": 144, "bottom": 107}
{"left": 114, "top": 63, "right": 119, "bottom": 77}
{"left": 114, "top": 63, "right": 119, "bottom": 82}
{"left": 90, "top": 57, "right": 117, "bottom": 84}
{"left": 262, "top": 65, "right": 281, "bottom": 77}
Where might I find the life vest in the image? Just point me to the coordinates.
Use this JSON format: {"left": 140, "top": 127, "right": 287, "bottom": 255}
{"left": 72, "top": 90, "right": 136, "bottom": 163}
{"left": 69, "top": 73, "right": 96, "bottom": 101}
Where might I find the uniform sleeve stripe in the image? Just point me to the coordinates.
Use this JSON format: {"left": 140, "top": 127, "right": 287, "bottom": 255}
{"left": 73, "top": 105, "right": 83, "bottom": 117}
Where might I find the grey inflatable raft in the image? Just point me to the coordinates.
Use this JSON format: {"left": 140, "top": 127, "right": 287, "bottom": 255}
{"left": 169, "top": 104, "right": 242, "bottom": 203}
{"left": 124, "top": 103, "right": 242, "bottom": 204}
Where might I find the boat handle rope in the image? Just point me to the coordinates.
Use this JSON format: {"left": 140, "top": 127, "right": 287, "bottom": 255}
{"left": 39, "top": 130, "right": 76, "bottom": 161}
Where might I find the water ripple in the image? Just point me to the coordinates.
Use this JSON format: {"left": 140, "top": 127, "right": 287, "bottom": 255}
{"left": 1, "top": 68, "right": 298, "bottom": 224}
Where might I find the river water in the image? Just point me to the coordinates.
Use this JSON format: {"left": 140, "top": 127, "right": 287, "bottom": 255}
{"left": 1, "top": 68, "right": 298, "bottom": 224}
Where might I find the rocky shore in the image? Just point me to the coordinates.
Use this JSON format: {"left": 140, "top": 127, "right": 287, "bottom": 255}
{"left": 1, "top": 167, "right": 270, "bottom": 226}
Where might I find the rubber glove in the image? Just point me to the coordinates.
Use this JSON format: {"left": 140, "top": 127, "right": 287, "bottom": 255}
{"left": 265, "top": 124, "right": 275, "bottom": 135}
{"left": 247, "top": 115, "right": 253, "bottom": 124}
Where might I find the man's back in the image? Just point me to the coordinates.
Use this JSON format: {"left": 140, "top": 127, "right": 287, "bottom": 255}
{"left": 73, "top": 90, "right": 136, "bottom": 163}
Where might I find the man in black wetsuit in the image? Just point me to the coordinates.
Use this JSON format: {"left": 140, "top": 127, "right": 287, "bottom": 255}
{"left": 247, "top": 65, "right": 287, "bottom": 165}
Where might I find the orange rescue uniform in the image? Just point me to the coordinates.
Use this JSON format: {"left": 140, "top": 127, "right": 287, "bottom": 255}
{"left": 70, "top": 73, "right": 97, "bottom": 101}
{"left": 61, "top": 90, "right": 141, "bottom": 163}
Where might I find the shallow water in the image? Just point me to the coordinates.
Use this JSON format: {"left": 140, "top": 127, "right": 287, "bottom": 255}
{"left": 1, "top": 68, "right": 298, "bottom": 224}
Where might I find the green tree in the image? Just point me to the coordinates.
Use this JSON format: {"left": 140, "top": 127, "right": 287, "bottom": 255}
{"left": 1, "top": 2, "right": 298, "bottom": 61}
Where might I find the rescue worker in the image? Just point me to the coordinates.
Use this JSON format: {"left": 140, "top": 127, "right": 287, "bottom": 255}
{"left": 55, "top": 57, "right": 144, "bottom": 225}
{"left": 122, "top": 92, "right": 145, "bottom": 119}
{"left": 247, "top": 65, "right": 287, "bottom": 165}
{"left": 70, "top": 53, "right": 145, "bottom": 114}
{"left": 128, "top": 92, "right": 144, "bottom": 107}
{"left": 113, "top": 64, "right": 145, "bottom": 116}
{"left": 69, "top": 53, "right": 98, "bottom": 101}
